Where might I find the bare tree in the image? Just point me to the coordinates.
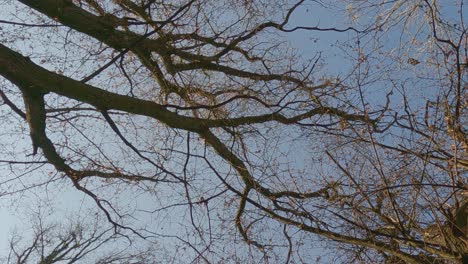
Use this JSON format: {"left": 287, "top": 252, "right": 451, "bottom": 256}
{"left": 4, "top": 212, "right": 159, "bottom": 264}
{"left": 0, "top": 0, "right": 465, "bottom": 263}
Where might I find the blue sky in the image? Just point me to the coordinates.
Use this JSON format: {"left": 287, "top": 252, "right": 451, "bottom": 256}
{"left": 0, "top": 0, "right": 465, "bottom": 263}
{"left": 0, "top": 1, "right": 358, "bottom": 260}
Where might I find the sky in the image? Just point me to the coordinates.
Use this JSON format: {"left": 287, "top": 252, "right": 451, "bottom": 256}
{"left": 0, "top": 1, "right": 358, "bottom": 261}
{"left": 0, "top": 0, "right": 463, "bottom": 263}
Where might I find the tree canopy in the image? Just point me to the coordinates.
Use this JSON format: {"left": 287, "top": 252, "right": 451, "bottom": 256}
{"left": 0, "top": 0, "right": 466, "bottom": 263}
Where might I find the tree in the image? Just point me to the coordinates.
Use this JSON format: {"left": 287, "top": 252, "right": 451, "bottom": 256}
{"left": 0, "top": 0, "right": 466, "bottom": 263}
{"left": 4, "top": 211, "right": 159, "bottom": 264}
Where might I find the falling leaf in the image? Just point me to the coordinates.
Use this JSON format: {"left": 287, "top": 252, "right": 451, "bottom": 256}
{"left": 407, "top": 58, "right": 420, "bottom": 65}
